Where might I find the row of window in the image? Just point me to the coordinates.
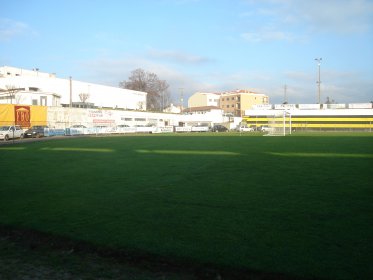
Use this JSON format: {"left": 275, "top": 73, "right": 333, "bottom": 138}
{"left": 221, "top": 96, "right": 241, "bottom": 101}
{"left": 0, "top": 96, "right": 49, "bottom": 105}
{"left": 221, "top": 104, "right": 241, "bottom": 109}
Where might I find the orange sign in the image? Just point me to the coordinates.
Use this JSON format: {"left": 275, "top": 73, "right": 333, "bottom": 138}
{"left": 15, "top": 106, "right": 31, "bottom": 127}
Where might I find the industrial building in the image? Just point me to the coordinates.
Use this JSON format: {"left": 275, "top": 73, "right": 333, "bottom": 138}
{"left": 0, "top": 66, "right": 147, "bottom": 110}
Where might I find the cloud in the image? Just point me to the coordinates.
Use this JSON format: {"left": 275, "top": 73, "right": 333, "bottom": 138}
{"left": 284, "top": 71, "right": 314, "bottom": 83}
{"left": 77, "top": 56, "right": 205, "bottom": 101}
{"left": 77, "top": 51, "right": 372, "bottom": 106}
{"left": 241, "top": 29, "right": 295, "bottom": 43}
{"left": 261, "top": 0, "right": 373, "bottom": 34}
{"left": 77, "top": 55, "right": 269, "bottom": 105}
{"left": 240, "top": 0, "right": 373, "bottom": 46}
{"left": 298, "top": 0, "right": 373, "bottom": 34}
{"left": 0, "top": 18, "right": 35, "bottom": 41}
{"left": 281, "top": 69, "right": 373, "bottom": 104}
{"left": 147, "top": 48, "right": 213, "bottom": 64}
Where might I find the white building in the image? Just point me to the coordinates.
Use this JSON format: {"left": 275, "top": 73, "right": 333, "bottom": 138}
{"left": 0, "top": 66, "right": 147, "bottom": 110}
{"left": 163, "top": 103, "right": 182, "bottom": 114}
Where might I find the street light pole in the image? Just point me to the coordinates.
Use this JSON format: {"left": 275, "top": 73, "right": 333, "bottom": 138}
{"left": 315, "top": 58, "right": 322, "bottom": 104}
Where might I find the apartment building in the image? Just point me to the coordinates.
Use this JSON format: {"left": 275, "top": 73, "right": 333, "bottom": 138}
{"left": 188, "top": 92, "right": 220, "bottom": 108}
{"left": 220, "top": 90, "right": 269, "bottom": 117}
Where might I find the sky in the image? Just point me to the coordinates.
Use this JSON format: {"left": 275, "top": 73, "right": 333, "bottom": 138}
{"left": 1, "top": 0, "right": 373, "bottom": 105}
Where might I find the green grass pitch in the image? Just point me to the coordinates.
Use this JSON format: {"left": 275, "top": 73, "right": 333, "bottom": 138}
{"left": 0, "top": 133, "right": 372, "bottom": 279}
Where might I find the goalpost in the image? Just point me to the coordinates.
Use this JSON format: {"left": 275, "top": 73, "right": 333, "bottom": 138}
{"left": 266, "top": 110, "right": 292, "bottom": 136}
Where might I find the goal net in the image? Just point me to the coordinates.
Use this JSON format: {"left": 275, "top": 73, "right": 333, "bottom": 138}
{"left": 266, "top": 111, "right": 292, "bottom": 136}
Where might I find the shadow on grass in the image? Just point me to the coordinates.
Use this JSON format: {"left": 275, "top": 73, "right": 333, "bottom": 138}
{"left": 0, "top": 224, "right": 307, "bottom": 280}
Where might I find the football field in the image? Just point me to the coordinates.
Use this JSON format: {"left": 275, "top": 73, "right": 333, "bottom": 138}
{"left": 0, "top": 133, "right": 372, "bottom": 279}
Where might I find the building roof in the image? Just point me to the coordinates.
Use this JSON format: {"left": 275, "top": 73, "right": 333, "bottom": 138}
{"left": 193, "top": 92, "right": 221, "bottom": 95}
{"left": 221, "top": 89, "right": 259, "bottom": 95}
{"left": 182, "top": 106, "right": 222, "bottom": 113}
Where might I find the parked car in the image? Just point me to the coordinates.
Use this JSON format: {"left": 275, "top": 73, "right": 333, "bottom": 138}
{"left": 211, "top": 124, "right": 229, "bottom": 132}
{"left": 259, "top": 126, "right": 272, "bottom": 132}
{"left": 0, "top": 125, "right": 24, "bottom": 141}
{"left": 24, "top": 126, "right": 48, "bottom": 138}
{"left": 237, "top": 126, "right": 254, "bottom": 132}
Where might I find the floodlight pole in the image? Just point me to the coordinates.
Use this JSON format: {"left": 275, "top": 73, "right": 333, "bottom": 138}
{"left": 315, "top": 58, "right": 322, "bottom": 104}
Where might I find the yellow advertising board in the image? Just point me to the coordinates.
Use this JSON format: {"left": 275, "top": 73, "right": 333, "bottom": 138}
{"left": 0, "top": 104, "right": 14, "bottom": 126}
{"left": 0, "top": 104, "right": 47, "bottom": 127}
{"left": 30, "top": 105, "right": 47, "bottom": 126}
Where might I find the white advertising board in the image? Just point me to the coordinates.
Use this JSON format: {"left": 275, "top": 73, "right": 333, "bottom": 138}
{"left": 191, "top": 126, "right": 209, "bottom": 132}
{"left": 298, "top": 104, "right": 321, "bottom": 110}
{"left": 153, "top": 126, "right": 174, "bottom": 133}
{"left": 252, "top": 104, "right": 272, "bottom": 110}
{"left": 175, "top": 126, "right": 192, "bottom": 132}
{"left": 274, "top": 104, "right": 297, "bottom": 110}
{"left": 348, "top": 103, "right": 372, "bottom": 109}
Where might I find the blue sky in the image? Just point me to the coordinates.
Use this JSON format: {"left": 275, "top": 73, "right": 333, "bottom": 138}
{"left": 1, "top": 0, "right": 372, "bottom": 104}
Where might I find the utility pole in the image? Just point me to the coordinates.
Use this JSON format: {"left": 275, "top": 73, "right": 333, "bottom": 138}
{"left": 179, "top": 88, "right": 184, "bottom": 113}
{"left": 315, "top": 58, "right": 322, "bottom": 104}
{"left": 284, "top": 84, "right": 287, "bottom": 104}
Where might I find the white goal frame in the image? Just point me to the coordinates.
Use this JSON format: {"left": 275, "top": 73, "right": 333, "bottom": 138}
{"left": 266, "top": 110, "right": 292, "bottom": 136}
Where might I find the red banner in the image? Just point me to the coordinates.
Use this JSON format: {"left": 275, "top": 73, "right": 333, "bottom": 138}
{"left": 15, "top": 106, "right": 31, "bottom": 127}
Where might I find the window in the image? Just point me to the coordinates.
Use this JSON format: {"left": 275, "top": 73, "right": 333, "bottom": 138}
{"left": 40, "top": 96, "right": 47, "bottom": 106}
{"left": 32, "top": 99, "right": 38, "bottom": 105}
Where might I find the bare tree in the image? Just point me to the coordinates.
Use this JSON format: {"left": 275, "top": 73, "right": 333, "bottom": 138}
{"left": 119, "top": 68, "right": 171, "bottom": 111}
{"left": 5, "top": 84, "right": 19, "bottom": 104}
